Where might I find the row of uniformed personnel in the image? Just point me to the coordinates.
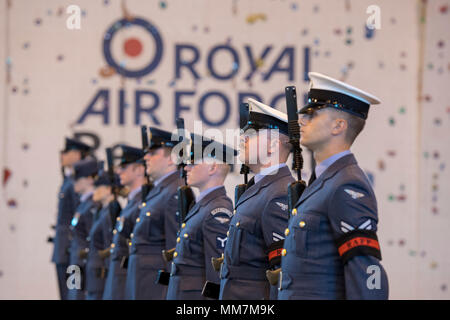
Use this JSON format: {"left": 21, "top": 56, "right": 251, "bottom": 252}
{"left": 50, "top": 72, "right": 388, "bottom": 300}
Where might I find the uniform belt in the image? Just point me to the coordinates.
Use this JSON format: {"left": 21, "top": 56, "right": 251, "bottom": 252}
{"left": 131, "top": 244, "right": 165, "bottom": 255}
{"left": 170, "top": 263, "right": 205, "bottom": 277}
{"left": 221, "top": 263, "right": 267, "bottom": 281}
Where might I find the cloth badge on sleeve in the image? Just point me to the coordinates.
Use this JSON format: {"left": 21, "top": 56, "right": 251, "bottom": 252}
{"left": 272, "top": 232, "right": 284, "bottom": 242}
{"left": 211, "top": 208, "right": 233, "bottom": 223}
{"left": 275, "top": 202, "right": 288, "bottom": 211}
{"left": 216, "top": 234, "right": 227, "bottom": 249}
{"left": 344, "top": 188, "right": 365, "bottom": 199}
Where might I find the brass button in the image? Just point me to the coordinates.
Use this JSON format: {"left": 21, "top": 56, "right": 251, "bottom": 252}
{"left": 128, "top": 241, "right": 132, "bottom": 246}
{"left": 113, "top": 229, "right": 117, "bottom": 235}
{"left": 233, "top": 209, "right": 236, "bottom": 214}
{"left": 111, "top": 243, "right": 115, "bottom": 248}
{"left": 292, "top": 208, "right": 297, "bottom": 216}
{"left": 116, "top": 217, "right": 120, "bottom": 221}
{"left": 176, "top": 237, "right": 180, "bottom": 243}
{"left": 136, "top": 218, "right": 140, "bottom": 223}
{"left": 146, "top": 212, "right": 151, "bottom": 217}
{"left": 181, "top": 223, "right": 186, "bottom": 228}
{"left": 183, "top": 233, "right": 188, "bottom": 238}
{"left": 236, "top": 222, "right": 240, "bottom": 227}
{"left": 284, "top": 228, "right": 290, "bottom": 236}
{"left": 173, "top": 251, "right": 178, "bottom": 258}
{"left": 226, "top": 231, "right": 230, "bottom": 237}
{"left": 281, "top": 249, "right": 287, "bottom": 256}
{"left": 299, "top": 221, "right": 306, "bottom": 228}
{"left": 130, "top": 233, "right": 134, "bottom": 238}
{"left": 142, "top": 202, "right": 146, "bottom": 207}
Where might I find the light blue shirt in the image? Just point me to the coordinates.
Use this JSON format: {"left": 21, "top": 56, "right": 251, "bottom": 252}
{"left": 196, "top": 185, "right": 224, "bottom": 202}
{"left": 315, "top": 150, "right": 352, "bottom": 179}
{"left": 80, "top": 190, "right": 94, "bottom": 203}
{"left": 254, "top": 163, "right": 288, "bottom": 184}
{"left": 154, "top": 170, "right": 178, "bottom": 187}
{"left": 128, "top": 185, "right": 142, "bottom": 202}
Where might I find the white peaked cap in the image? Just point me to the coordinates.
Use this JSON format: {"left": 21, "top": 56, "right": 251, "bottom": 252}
{"left": 247, "top": 98, "right": 288, "bottom": 123}
{"left": 308, "top": 72, "right": 381, "bottom": 105}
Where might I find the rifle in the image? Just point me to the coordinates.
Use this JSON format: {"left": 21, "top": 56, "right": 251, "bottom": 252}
{"left": 141, "top": 125, "right": 153, "bottom": 200}
{"left": 234, "top": 102, "right": 251, "bottom": 204}
{"left": 157, "top": 119, "right": 196, "bottom": 286}
{"left": 266, "top": 86, "right": 307, "bottom": 287}
{"left": 161, "top": 119, "right": 195, "bottom": 264}
{"left": 102, "top": 147, "right": 122, "bottom": 260}
{"left": 285, "top": 86, "right": 307, "bottom": 210}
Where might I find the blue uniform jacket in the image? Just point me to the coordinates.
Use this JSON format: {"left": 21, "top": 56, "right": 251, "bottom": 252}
{"left": 52, "top": 176, "right": 79, "bottom": 264}
{"left": 85, "top": 202, "right": 116, "bottom": 298}
{"left": 278, "top": 154, "right": 389, "bottom": 300}
{"left": 67, "top": 194, "right": 98, "bottom": 300}
{"left": 219, "top": 165, "right": 295, "bottom": 300}
{"left": 102, "top": 189, "right": 142, "bottom": 300}
{"left": 125, "top": 171, "right": 183, "bottom": 300}
{"left": 167, "top": 186, "right": 233, "bottom": 300}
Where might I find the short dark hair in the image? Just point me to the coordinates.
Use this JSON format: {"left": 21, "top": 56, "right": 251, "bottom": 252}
{"left": 331, "top": 109, "right": 366, "bottom": 144}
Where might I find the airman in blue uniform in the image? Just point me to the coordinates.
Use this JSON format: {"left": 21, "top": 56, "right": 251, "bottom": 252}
{"left": 278, "top": 72, "right": 389, "bottom": 300}
{"left": 51, "top": 138, "right": 91, "bottom": 300}
{"left": 67, "top": 159, "right": 101, "bottom": 300}
{"left": 85, "top": 170, "right": 121, "bottom": 300}
{"left": 218, "top": 99, "right": 295, "bottom": 300}
{"left": 125, "top": 128, "right": 183, "bottom": 300}
{"left": 166, "top": 134, "right": 236, "bottom": 300}
{"left": 102, "top": 145, "right": 146, "bottom": 300}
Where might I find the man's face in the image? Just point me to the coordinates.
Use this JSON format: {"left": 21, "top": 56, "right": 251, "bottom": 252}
{"left": 185, "top": 162, "right": 211, "bottom": 188}
{"left": 61, "top": 150, "right": 81, "bottom": 167}
{"left": 118, "top": 163, "right": 141, "bottom": 187}
{"left": 298, "top": 108, "right": 335, "bottom": 151}
{"left": 239, "top": 129, "right": 276, "bottom": 166}
{"left": 93, "top": 185, "right": 112, "bottom": 203}
{"left": 144, "top": 148, "right": 171, "bottom": 180}
{"left": 239, "top": 129, "right": 263, "bottom": 165}
{"left": 74, "top": 177, "right": 91, "bottom": 194}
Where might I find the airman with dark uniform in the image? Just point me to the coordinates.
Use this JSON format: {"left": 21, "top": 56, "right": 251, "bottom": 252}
{"left": 125, "top": 128, "right": 183, "bottom": 300}
{"left": 67, "top": 159, "right": 101, "bottom": 300}
{"left": 102, "top": 145, "right": 146, "bottom": 300}
{"left": 51, "top": 138, "right": 91, "bottom": 300}
{"left": 166, "top": 134, "right": 236, "bottom": 300}
{"left": 85, "top": 170, "right": 121, "bottom": 300}
{"left": 218, "top": 99, "right": 295, "bottom": 300}
{"left": 278, "top": 72, "right": 389, "bottom": 300}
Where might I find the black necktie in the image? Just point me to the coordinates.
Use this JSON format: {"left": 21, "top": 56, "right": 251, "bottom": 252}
{"left": 308, "top": 171, "right": 316, "bottom": 186}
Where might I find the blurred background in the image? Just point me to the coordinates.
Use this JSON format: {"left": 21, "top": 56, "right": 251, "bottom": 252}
{"left": 0, "top": 0, "right": 449, "bottom": 299}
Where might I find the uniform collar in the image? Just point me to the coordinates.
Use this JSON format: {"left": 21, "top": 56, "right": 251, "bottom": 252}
{"left": 315, "top": 150, "right": 352, "bottom": 179}
{"left": 185, "top": 186, "right": 227, "bottom": 222}
{"left": 236, "top": 165, "right": 291, "bottom": 208}
{"left": 80, "top": 190, "right": 93, "bottom": 202}
{"left": 196, "top": 185, "right": 224, "bottom": 203}
{"left": 254, "top": 163, "right": 288, "bottom": 184}
{"left": 296, "top": 153, "right": 357, "bottom": 207}
{"left": 154, "top": 169, "right": 179, "bottom": 187}
{"left": 128, "top": 186, "right": 142, "bottom": 201}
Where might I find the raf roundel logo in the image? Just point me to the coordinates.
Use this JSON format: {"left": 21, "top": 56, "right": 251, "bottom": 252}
{"left": 103, "top": 17, "right": 163, "bottom": 78}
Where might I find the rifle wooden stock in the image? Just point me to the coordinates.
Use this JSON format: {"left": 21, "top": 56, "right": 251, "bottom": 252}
{"left": 98, "top": 247, "right": 112, "bottom": 259}
{"left": 162, "top": 247, "right": 176, "bottom": 263}
{"left": 266, "top": 268, "right": 281, "bottom": 286}
{"left": 211, "top": 253, "right": 224, "bottom": 272}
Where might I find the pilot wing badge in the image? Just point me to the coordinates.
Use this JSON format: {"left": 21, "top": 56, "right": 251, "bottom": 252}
{"left": 344, "top": 188, "right": 365, "bottom": 200}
